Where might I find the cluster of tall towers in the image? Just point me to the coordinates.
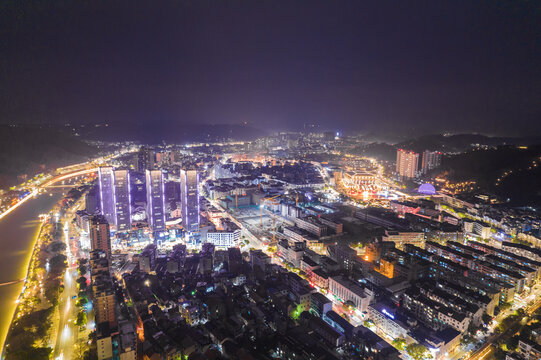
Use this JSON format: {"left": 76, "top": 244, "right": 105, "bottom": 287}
{"left": 396, "top": 149, "right": 442, "bottom": 179}
{"left": 97, "top": 166, "right": 199, "bottom": 234}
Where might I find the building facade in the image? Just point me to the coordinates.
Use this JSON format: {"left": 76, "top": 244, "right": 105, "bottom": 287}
{"left": 114, "top": 169, "right": 132, "bottom": 232}
{"left": 181, "top": 168, "right": 200, "bottom": 232}
{"left": 396, "top": 149, "right": 419, "bottom": 179}
{"left": 146, "top": 170, "right": 166, "bottom": 232}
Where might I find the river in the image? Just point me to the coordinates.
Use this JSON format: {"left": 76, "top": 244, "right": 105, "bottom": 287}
{"left": 0, "top": 189, "right": 64, "bottom": 355}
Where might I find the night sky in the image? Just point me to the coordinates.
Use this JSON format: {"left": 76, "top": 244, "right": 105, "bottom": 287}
{"left": 1, "top": 0, "right": 540, "bottom": 136}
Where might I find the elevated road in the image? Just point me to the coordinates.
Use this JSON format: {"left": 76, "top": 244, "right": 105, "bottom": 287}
{"left": 0, "top": 167, "right": 98, "bottom": 221}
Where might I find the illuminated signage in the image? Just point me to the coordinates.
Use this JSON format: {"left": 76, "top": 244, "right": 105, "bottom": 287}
{"left": 382, "top": 309, "right": 395, "bottom": 320}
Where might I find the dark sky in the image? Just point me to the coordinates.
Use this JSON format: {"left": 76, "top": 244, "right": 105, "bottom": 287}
{"left": 1, "top": 0, "right": 540, "bottom": 136}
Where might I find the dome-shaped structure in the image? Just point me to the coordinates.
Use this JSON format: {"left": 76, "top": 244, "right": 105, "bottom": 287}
{"left": 418, "top": 183, "right": 436, "bottom": 195}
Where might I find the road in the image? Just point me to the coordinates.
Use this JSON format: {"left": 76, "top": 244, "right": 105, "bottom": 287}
{"left": 52, "top": 219, "right": 80, "bottom": 360}
{"left": 465, "top": 285, "right": 541, "bottom": 360}
{"left": 53, "top": 198, "right": 90, "bottom": 360}
{"left": 0, "top": 167, "right": 98, "bottom": 222}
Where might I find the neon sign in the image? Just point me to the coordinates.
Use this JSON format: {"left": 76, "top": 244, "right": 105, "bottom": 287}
{"left": 382, "top": 309, "right": 395, "bottom": 320}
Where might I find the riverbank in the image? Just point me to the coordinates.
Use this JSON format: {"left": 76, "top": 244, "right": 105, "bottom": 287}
{"left": 2, "top": 205, "right": 69, "bottom": 359}
{"left": 2, "top": 219, "right": 46, "bottom": 356}
{"left": 0, "top": 191, "right": 64, "bottom": 357}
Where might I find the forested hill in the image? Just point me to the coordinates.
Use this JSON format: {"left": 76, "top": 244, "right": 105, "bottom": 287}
{"left": 0, "top": 125, "right": 97, "bottom": 188}
{"left": 396, "top": 134, "right": 541, "bottom": 153}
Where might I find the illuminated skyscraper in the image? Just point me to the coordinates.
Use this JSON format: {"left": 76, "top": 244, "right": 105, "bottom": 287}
{"left": 98, "top": 167, "right": 115, "bottom": 226}
{"left": 421, "top": 150, "right": 442, "bottom": 174}
{"left": 396, "top": 149, "right": 419, "bottom": 179}
{"left": 90, "top": 215, "right": 111, "bottom": 256}
{"left": 98, "top": 167, "right": 132, "bottom": 232}
{"left": 146, "top": 169, "right": 166, "bottom": 232}
{"left": 180, "top": 168, "right": 200, "bottom": 232}
{"left": 113, "top": 169, "right": 132, "bottom": 232}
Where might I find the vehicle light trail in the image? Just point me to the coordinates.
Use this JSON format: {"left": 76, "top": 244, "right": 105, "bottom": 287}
{"left": 0, "top": 168, "right": 97, "bottom": 221}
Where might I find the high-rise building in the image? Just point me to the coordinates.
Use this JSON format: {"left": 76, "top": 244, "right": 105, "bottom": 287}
{"left": 146, "top": 170, "right": 166, "bottom": 232}
{"left": 396, "top": 149, "right": 419, "bottom": 179}
{"left": 114, "top": 169, "right": 132, "bottom": 232}
{"left": 94, "top": 278, "right": 116, "bottom": 327}
{"left": 137, "top": 146, "right": 154, "bottom": 172}
{"left": 98, "top": 167, "right": 132, "bottom": 232}
{"left": 86, "top": 185, "right": 100, "bottom": 215}
{"left": 421, "top": 150, "right": 442, "bottom": 174}
{"left": 180, "top": 168, "right": 200, "bottom": 232}
{"left": 98, "top": 167, "right": 115, "bottom": 226}
{"left": 90, "top": 215, "right": 111, "bottom": 256}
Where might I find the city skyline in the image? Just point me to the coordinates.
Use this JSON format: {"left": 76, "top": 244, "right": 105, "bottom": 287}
{"left": 1, "top": 1, "right": 541, "bottom": 359}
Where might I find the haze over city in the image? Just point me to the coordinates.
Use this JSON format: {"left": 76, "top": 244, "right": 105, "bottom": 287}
{"left": 1, "top": 0, "right": 541, "bottom": 136}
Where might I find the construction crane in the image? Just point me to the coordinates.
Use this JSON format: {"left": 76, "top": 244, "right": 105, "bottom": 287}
{"left": 235, "top": 190, "right": 246, "bottom": 209}
{"left": 260, "top": 195, "right": 280, "bottom": 242}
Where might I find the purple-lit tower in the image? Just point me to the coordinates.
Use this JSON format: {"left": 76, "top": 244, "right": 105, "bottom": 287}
{"left": 98, "top": 167, "right": 116, "bottom": 227}
{"left": 146, "top": 169, "right": 166, "bottom": 232}
{"left": 98, "top": 167, "right": 132, "bottom": 232}
{"left": 113, "top": 169, "right": 132, "bottom": 232}
{"left": 180, "top": 168, "right": 200, "bottom": 232}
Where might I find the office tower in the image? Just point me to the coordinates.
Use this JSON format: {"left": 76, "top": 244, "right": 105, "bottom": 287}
{"left": 180, "top": 168, "right": 200, "bottom": 232}
{"left": 137, "top": 146, "right": 154, "bottom": 172}
{"left": 98, "top": 167, "right": 115, "bottom": 226}
{"left": 86, "top": 185, "right": 100, "bottom": 215}
{"left": 114, "top": 169, "right": 132, "bottom": 232}
{"left": 146, "top": 169, "right": 166, "bottom": 232}
{"left": 90, "top": 215, "right": 111, "bottom": 256}
{"left": 421, "top": 150, "right": 442, "bottom": 174}
{"left": 396, "top": 149, "right": 419, "bottom": 179}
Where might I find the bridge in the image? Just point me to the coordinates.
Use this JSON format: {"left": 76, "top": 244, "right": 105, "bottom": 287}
{"left": 42, "top": 168, "right": 98, "bottom": 188}
{"left": 0, "top": 167, "right": 98, "bottom": 221}
{"left": 0, "top": 279, "right": 24, "bottom": 287}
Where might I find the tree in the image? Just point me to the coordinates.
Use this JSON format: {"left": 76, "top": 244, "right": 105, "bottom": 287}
{"left": 363, "top": 319, "right": 374, "bottom": 328}
{"left": 49, "top": 254, "right": 67, "bottom": 272}
{"left": 78, "top": 264, "right": 87, "bottom": 275}
{"left": 290, "top": 304, "right": 304, "bottom": 320}
{"left": 49, "top": 241, "right": 66, "bottom": 252}
{"left": 392, "top": 338, "right": 406, "bottom": 351}
{"left": 76, "top": 297, "right": 88, "bottom": 307}
{"left": 505, "top": 335, "right": 520, "bottom": 352}
{"left": 499, "top": 301, "right": 512, "bottom": 312}
{"left": 7, "top": 346, "right": 52, "bottom": 360}
{"left": 482, "top": 313, "right": 492, "bottom": 325}
{"left": 75, "top": 310, "right": 87, "bottom": 327}
{"left": 406, "top": 343, "right": 432, "bottom": 360}
{"left": 77, "top": 276, "right": 88, "bottom": 291}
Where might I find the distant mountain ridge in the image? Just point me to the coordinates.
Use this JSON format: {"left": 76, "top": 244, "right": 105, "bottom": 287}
{"left": 437, "top": 144, "right": 541, "bottom": 206}
{"left": 0, "top": 125, "right": 97, "bottom": 188}
{"left": 76, "top": 123, "right": 268, "bottom": 144}
{"left": 395, "top": 134, "right": 541, "bottom": 153}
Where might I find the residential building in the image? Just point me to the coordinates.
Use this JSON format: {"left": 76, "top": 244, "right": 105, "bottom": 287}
{"left": 90, "top": 215, "right": 111, "bottom": 256}
{"left": 328, "top": 275, "right": 372, "bottom": 312}
{"left": 421, "top": 150, "right": 442, "bottom": 173}
{"left": 396, "top": 149, "right": 419, "bottom": 179}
